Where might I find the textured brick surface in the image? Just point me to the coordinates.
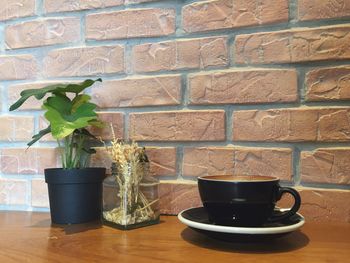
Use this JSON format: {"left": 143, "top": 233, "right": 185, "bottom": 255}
{"left": 0, "top": 179, "right": 27, "bottom": 205}
{"left": 89, "top": 112, "right": 124, "bottom": 140}
{"left": 297, "top": 188, "right": 350, "bottom": 223}
{"left": 305, "top": 66, "right": 350, "bottom": 101}
{"left": 182, "top": 147, "right": 292, "bottom": 180}
{"left": 0, "top": 55, "right": 37, "bottom": 80}
{"left": 234, "top": 148, "right": 292, "bottom": 180}
{"left": 189, "top": 68, "right": 298, "bottom": 104}
{"left": 233, "top": 108, "right": 350, "bottom": 142}
{"left": 132, "top": 37, "right": 228, "bottom": 73}
{"left": 44, "top": 0, "right": 123, "bottom": 13}
{"left": 31, "top": 179, "right": 49, "bottom": 207}
{"left": 1, "top": 0, "right": 350, "bottom": 222}
{"left": 159, "top": 182, "right": 201, "bottom": 215}
{"left": 91, "top": 146, "right": 176, "bottom": 177}
{"left": 235, "top": 25, "right": 350, "bottom": 64}
{"left": 0, "top": 148, "right": 59, "bottom": 174}
{"left": 146, "top": 147, "right": 177, "bottom": 177}
{"left": 86, "top": 8, "right": 175, "bottom": 40}
{"left": 6, "top": 17, "right": 80, "bottom": 49}
{"left": 0, "top": 116, "right": 34, "bottom": 141}
{"left": 91, "top": 75, "right": 181, "bottom": 108}
{"left": 183, "top": 147, "right": 234, "bottom": 177}
{"left": 129, "top": 110, "right": 225, "bottom": 141}
{"left": 43, "top": 45, "right": 125, "bottom": 77}
{"left": 90, "top": 148, "right": 112, "bottom": 173}
{"left": 0, "top": 0, "right": 35, "bottom": 21}
{"left": 183, "top": 0, "right": 288, "bottom": 33}
{"left": 298, "top": 0, "right": 350, "bottom": 21}
{"left": 301, "top": 148, "right": 350, "bottom": 185}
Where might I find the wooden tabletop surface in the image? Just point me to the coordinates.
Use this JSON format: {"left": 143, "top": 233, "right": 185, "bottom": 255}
{"left": 0, "top": 211, "right": 349, "bottom": 263}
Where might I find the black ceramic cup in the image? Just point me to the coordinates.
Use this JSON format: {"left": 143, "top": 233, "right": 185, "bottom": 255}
{"left": 198, "top": 175, "right": 301, "bottom": 227}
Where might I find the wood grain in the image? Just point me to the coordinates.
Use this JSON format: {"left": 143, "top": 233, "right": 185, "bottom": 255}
{"left": 0, "top": 212, "right": 349, "bottom": 263}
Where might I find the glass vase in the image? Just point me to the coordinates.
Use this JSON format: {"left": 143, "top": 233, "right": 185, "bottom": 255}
{"left": 102, "top": 161, "right": 160, "bottom": 230}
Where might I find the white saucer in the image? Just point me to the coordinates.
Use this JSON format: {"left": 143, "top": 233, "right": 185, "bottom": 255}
{"left": 178, "top": 207, "right": 305, "bottom": 241}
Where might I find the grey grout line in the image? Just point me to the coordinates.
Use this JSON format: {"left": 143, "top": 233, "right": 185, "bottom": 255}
{"left": 293, "top": 146, "right": 301, "bottom": 186}
{"left": 176, "top": 146, "right": 184, "bottom": 180}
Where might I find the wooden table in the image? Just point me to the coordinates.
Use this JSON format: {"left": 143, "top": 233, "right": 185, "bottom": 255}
{"left": 0, "top": 212, "right": 349, "bottom": 263}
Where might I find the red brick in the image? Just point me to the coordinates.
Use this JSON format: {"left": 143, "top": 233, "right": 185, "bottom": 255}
{"left": 0, "top": 55, "right": 37, "bottom": 80}
{"left": 129, "top": 110, "right": 225, "bottom": 141}
{"left": 233, "top": 108, "right": 350, "bottom": 142}
{"left": 234, "top": 148, "right": 292, "bottom": 180}
{"left": 189, "top": 68, "right": 298, "bottom": 104}
{"left": 0, "top": 148, "right": 59, "bottom": 174}
{"left": 44, "top": 0, "right": 123, "bottom": 13}
{"left": 0, "top": 179, "right": 27, "bottom": 205}
{"left": 5, "top": 17, "right": 80, "bottom": 49}
{"left": 183, "top": 147, "right": 234, "bottom": 177}
{"left": 159, "top": 181, "right": 201, "bottom": 215}
{"left": 183, "top": 0, "right": 288, "bottom": 33}
{"left": 31, "top": 179, "right": 49, "bottom": 208}
{"left": 305, "top": 66, "right": 350, "bottom": 101}
{"left": 91, "top": 146, "right": 176, "bottom": 177}
{"left": 297, "top": 188, "right": 350, "bottom": 223}
{"left": 301, "top": 148, "right": 350, "bottom": 185}
{"left": 43, "top": 45, "right": 125, "bottom": 77}
{"left": 235, "top": 25, "right": 350, "bottom": 64}
{"left": 0, "top": 116, "right": 34, "bottom": 141}
{"left": 91, "top": 75, "right": 181, "bottom": 108}
{"left": 89, "top": 112, "right": 124, "bottom": 140}
{"left": 86, "top": 8, "right": 175, "bottom": 40}
{"left": 182, "top": 147, "right": 292, "bottom": 180}
{"left": 298, "top": 0, "right": 350, "bottom": 21}
{"left": 146, "top": 147, "right": 177, "bottom": 177}
{"left": 132, "top": 37, "right": 228, "bottom": 73}
{"left": 0, "top": 0, "right": 35, "bottom": 21}
{"left": 90, "top": 147, "right": 112, "bottom": 173}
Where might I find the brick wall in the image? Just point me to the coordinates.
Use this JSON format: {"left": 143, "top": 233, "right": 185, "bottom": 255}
{"left": 0, "top": 0, "right": 349, "bottom": 223}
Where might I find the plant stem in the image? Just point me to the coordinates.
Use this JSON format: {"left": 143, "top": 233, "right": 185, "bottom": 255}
{"left": 57, "top": 139, "right": 66, "bottom": 168}
{"left": 64, "top": 136, "right": 71, "bottom": 168}
{"left": 71, "top": 132, "right": 86, "bottom": 168}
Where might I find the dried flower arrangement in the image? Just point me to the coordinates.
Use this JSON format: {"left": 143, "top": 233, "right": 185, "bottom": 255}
{"left": 102, "top": 126, "right": 159, "bottom": 228}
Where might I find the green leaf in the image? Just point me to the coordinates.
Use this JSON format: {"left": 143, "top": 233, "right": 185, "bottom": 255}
{"left": 44, "top": 94, "right": 72, "bottom": 116}
{"left": 70, "top": 102, "right": 97, "bottom": 121}
{"left": 43, "top": 104, "right": 98, "bottom": 139}
{"left": 71, "top": 94, "right": 92, "bottom": 113}
{"left": 27, "top": 126, "right": 51, "bottom": 147}
{"left": 9, "top": 78, "right": 102, "bottom": 111}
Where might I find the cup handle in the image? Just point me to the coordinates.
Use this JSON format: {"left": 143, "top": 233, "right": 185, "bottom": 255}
{"left": 268, "top": 187, "right": 301, "bottom": 222}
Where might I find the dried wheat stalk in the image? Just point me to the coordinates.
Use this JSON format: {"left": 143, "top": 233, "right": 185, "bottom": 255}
{"left": 102, "top": 124, "right": 158, "bottom": 226}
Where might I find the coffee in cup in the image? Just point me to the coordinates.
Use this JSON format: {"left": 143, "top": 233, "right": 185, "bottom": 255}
{"left": 198, "top": 175, "right": 301, "bottom": 227}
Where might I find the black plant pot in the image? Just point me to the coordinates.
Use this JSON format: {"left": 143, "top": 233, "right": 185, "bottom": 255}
{"left": 45, "top": 168, "right": 106, "bottom": 224}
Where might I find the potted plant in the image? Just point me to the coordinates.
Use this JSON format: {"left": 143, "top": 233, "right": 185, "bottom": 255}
{"left": 9, "top": 79, "right": 106, "bottom": 224}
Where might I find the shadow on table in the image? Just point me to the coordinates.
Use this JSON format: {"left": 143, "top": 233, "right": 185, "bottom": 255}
{"left": 181, "top": 227, "right": 309, "bottom": 253}
{"left": 30, "top": 218, "right": 166, "bottom": 235}
{"left": 29, "top": 219, "right": 102, "bottom": 235}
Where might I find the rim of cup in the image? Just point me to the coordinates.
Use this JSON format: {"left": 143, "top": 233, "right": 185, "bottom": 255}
{"left": 198, "top": 175, "right": 280, "bottom": 182}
